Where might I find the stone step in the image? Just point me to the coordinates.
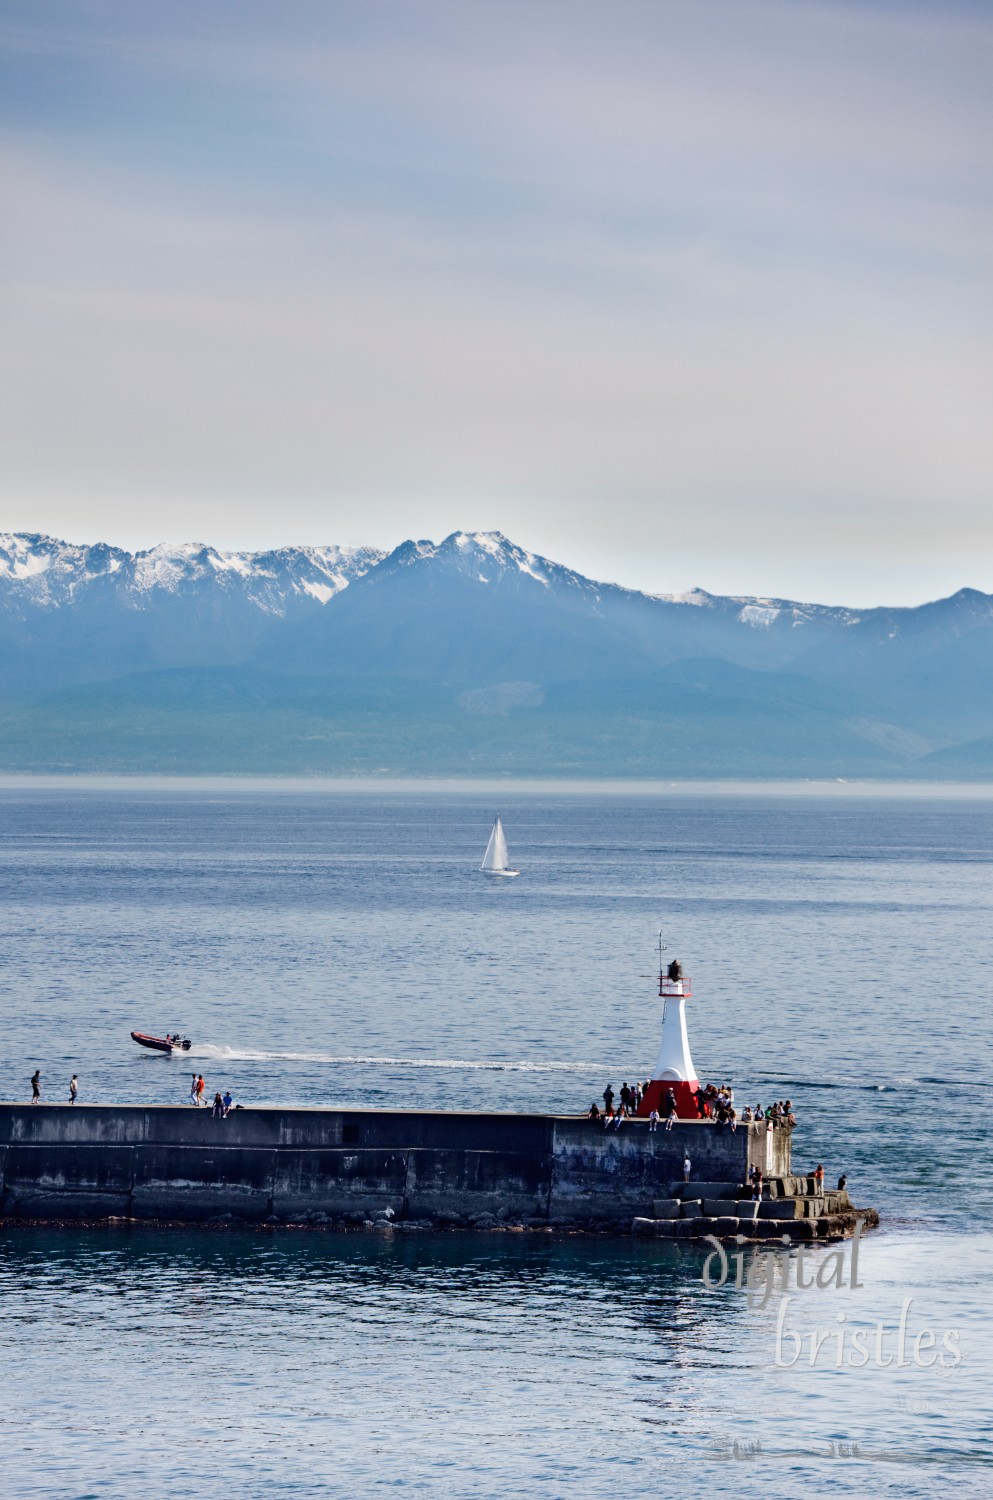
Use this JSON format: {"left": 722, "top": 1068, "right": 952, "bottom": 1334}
{"left": 671, "top": 1180, "right": 746, "bottom": 1200}
{"left": 633, "top": 1207, "right": 879, "bottom": 1242}
{"left": 704, "top": 1198, "right": 760, "bottom": 1220}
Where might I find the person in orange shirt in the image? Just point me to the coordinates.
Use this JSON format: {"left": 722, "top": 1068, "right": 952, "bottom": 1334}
{"left": 195, "top": 1074, "right": 205, "bottom": 1107}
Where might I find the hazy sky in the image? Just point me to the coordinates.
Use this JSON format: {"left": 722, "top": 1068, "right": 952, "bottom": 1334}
{"left": 1, "top": 0, "right": 991, "bottom": 604}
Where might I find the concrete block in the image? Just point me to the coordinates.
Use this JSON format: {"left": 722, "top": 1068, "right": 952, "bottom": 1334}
{"left": 653, "top": 1221, "right": 680, "bottom": 1238}
{"left": 632, "top": 1217, "right": 655, "bottom": 1237}
{"left": 652, "top": 1199, "right": 681, "bottom": 1218}
{"left": 679, "top": 1199, "right": 704, "bottom": 1218}
{"left": 781, "top": 1219, "right": 817, "bottom": 1241}
{"left": 735, "top": 1199, "right": 760, "bottom": 1221}
{"left": 703, "top": 1199, "right": 741, "bottom": 1216}
{"left": 759, "top": 1199, "right": 802, "bottom": 1219}
{"left": 710, "top": 1216, "right": 740, "bottom": 1235}
{"left": 755, "top": 1221, "right": 791, "bottom": 1240}
{"left": 676, "top": 1181, "right": 744, "bottom": 1200}
{"left": 824, "top": 1190, "right": 851, "bottom": 1211}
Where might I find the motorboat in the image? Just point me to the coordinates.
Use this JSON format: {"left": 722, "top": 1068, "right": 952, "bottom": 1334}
{"left": 131, "top": 1031, "right": 192, "bottom": 1054}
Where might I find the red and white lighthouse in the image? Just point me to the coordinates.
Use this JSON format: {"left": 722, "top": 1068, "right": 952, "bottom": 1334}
{"left": 637, "top": 941, "right": 701, "bottom": 1119}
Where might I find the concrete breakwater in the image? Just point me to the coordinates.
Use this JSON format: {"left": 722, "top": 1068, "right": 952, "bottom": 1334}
{"left": 0, "top": 1103, "right": 807, "bottom": 1230}
{"left": 632, "top": 1176, "right": 879, "bottom": 1243}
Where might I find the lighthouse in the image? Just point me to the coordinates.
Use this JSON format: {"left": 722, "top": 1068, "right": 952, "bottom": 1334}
{"left": 637, "top": 940, "right": 701, "bottom": 1119}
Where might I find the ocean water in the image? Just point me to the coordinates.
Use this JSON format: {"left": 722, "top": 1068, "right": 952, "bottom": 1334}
{"left": 0, "top": 781, "right": 991, "bottom": 1496}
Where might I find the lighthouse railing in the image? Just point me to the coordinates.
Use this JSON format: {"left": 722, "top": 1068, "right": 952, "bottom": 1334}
{"left": 658, "top": 975, "right": 692, "bottom": 997}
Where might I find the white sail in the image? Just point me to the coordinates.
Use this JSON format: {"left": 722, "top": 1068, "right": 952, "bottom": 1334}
{"left": 481, "top": 817, "right": 519, "bottom": 876}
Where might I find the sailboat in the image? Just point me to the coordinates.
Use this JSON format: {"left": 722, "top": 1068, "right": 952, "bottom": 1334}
{"left": 480, "top": 817, "right": 520, "bottom": 878}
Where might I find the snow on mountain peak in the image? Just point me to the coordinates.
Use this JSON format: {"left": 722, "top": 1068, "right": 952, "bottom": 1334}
{"left": 0, "top": 533, "right": 384, "bottom": 612}
{"left": 738, "top": 603, "right": 782, "bottom": 629}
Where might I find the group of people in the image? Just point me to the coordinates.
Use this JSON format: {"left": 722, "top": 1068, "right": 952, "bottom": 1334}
{"left": 691, "top": 1083, "right": 736, "bottom": 1127}
{"left": 588, "top": 1080, "right": 650, "bottom": 1126}
{"left": 29, "top": 1071, "right": 78, "bottom": 1104}
{"left": 741, "top": 1099, "right": 797, "bottom": 1127}
{"left": 584, "top": 1081, "right": 798, "bottom": 1133}
{"left": 27, "top": 1068, "right": 235, "bottom": 1113}
{"left": 189, "top": 1074, "right": 233, "bottom": 1116}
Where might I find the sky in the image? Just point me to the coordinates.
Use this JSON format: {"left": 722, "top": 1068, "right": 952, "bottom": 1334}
{"left": 1, "top": 0, "right": 991, "bottom": 606}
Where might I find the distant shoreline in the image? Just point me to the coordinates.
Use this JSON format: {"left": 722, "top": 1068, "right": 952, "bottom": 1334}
{"left": 1, "top": 773, "right": 992, "bottom": 799}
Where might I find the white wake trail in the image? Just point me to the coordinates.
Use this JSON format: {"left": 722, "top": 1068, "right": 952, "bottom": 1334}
{"left": 186, "top": 1044, "right": 605, "bottom": 1073}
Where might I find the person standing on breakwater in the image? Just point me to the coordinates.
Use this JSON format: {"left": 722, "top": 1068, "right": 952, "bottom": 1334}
{"left": 69, "top": 1075, "right": 78, "bottom": 1105}
{"left": 814, "top": 1163, "right": 825, "bottom": 1195}
{"left": 30, "top": 1070, "right": 41, "bottom": 1103}
{"left": 683, "top": 1153, "right": 691, "bottom": 1182}
{"left": 189, "top": 1074, "right": 198, "bottom": 1106}
{"left": 602, "top": 1084, "right": 614, "bottom": 1114}
{"left": 195, "top": 1075, "right": 205, "bottom": 1107}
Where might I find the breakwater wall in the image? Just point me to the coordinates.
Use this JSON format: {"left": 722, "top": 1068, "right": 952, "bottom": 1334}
{"left": 0, "top": 1105, "right": 791, "bottom": 1227}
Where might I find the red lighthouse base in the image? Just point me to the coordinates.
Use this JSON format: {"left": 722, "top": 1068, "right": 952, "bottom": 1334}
{"left": 636, "top": 1079, "right": 702, "bottom": 1120}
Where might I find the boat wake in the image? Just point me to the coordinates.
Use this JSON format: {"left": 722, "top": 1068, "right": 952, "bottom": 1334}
{"left": 185, "top": 1045, "right": 604, "bottom": 1073}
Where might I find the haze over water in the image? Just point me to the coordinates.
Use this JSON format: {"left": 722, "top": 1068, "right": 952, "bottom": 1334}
{"left": 0, "top": 783, "right": 991, "bottom": 1495}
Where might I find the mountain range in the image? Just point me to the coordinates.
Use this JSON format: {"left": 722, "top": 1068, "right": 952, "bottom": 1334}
{"left": 1, "top": 530, "right": 991, "bottom": 777}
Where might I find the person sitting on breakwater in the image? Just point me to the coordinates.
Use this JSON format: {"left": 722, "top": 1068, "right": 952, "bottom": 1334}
{"left": 648, "top": 1108, "right": 659, "bottom": 1133}
{"left": 588, "top": 1102, "right": 601, "bottom": 1121}
{"left": 601, "top": 1106, "right": 614, "bottom": 1128}
{"left": 211, "top": 1092, "right": 224, "bottom": 1118}
{"left": 222, "top": 1091, "right": 233, "bottom": 1117}
{"left": 741, "top": 1105, "right": 753, "bottom": 1123}
{"left": 613, "top": 1107, "right": 624, "bottom": 1130}
{"left": 749, "top": 1165, "right": 764, "bottom": 1200}
{"left": 784, "top": 1099, "right": 797, "bottom": 1126}
{"left": 838, "top": 1173, "right": 847, "bottom": 1191}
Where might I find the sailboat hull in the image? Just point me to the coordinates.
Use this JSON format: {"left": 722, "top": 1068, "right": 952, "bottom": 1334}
{"left": 482, "top": 868, "right": 520, "bottom": 878}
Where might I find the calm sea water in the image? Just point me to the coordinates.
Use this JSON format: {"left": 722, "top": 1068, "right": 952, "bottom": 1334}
{"left": 0, "top": 782, "right": 991, "bottom": 1496}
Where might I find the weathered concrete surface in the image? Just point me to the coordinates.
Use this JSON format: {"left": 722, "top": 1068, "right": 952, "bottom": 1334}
{"left": 0, "top": 1105, "right": 789, "bottom": 1227}
{"left": 638, "top": 1172, "right": 879, "bottom": 1243}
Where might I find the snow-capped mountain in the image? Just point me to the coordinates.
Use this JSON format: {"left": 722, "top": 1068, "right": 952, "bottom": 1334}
{"left": 0, "top": 533, "right": 384, "bottom": 614}
{"left": 0, "top": 529, "right": 990, "bottom": 776}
